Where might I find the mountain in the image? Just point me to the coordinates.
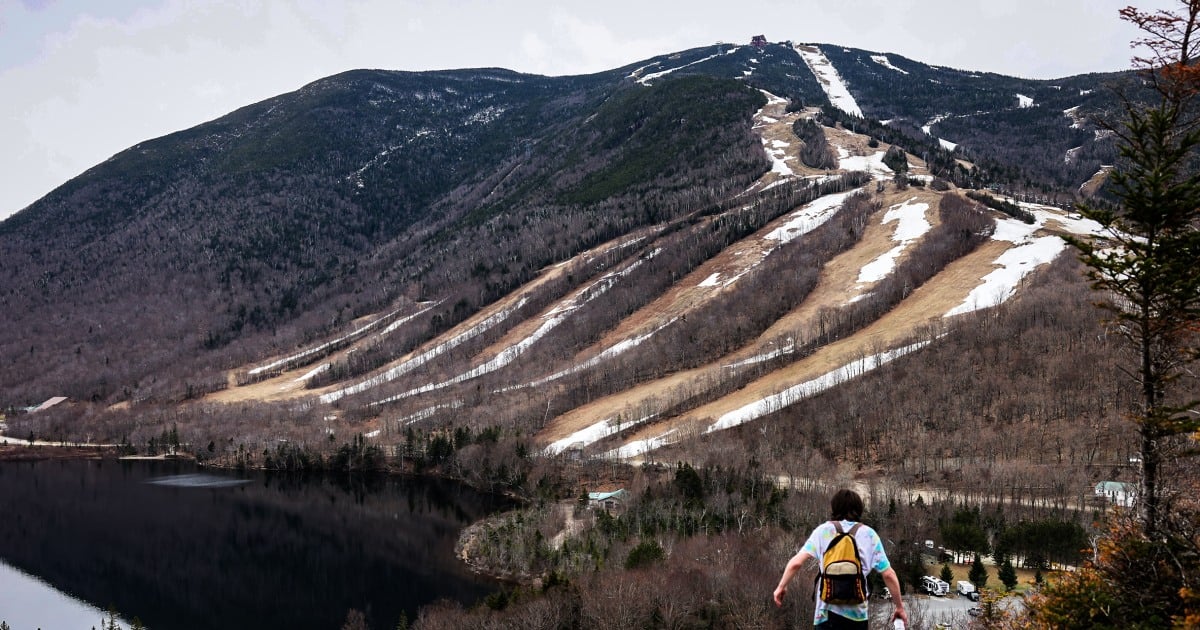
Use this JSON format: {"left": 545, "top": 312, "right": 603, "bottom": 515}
{"left": 0, "top": 39, "right": 1132, "bottom": 464}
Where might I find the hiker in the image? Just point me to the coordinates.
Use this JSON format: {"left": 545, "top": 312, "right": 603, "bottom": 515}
{"left": 773, "top": 489, "right": 908, "bottom": 629}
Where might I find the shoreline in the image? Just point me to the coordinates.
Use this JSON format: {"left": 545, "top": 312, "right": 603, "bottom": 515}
{"left": 0, "top": 444, "right": 118, "bottom": 461}
{"left": 0, "top": 441, "right": 533, "bottom": 583}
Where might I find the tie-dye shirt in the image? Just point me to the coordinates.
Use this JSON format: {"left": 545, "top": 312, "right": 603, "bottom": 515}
{"left": 800, "top": 520, "right": 891, "bottom": 625}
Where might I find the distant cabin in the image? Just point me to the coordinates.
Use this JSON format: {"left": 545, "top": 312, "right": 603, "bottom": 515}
{"left": 750, "top": 35, "right": 768, "bottom": 49}
{"left": 1094, "top": 481, "right": 1135, "bottom": 507}
{"left": 588, "top": 489, "right": 628, "bottom": 511}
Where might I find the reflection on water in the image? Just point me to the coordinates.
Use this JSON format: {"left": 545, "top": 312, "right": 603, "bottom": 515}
{"left": 0, "top": 558, "right": 127, "bottom": 629}
{"left": 0, "top": 460, "right": 511, "bottom": 630}
{"left": 146, "top": 473, "right": 252, "bottom": 488}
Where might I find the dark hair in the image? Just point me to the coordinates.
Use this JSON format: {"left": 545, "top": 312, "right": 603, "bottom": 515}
{"left": 831, "top": 489, "right": 864, "bottom": 521}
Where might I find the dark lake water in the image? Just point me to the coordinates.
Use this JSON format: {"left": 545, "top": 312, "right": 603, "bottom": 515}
{"left": 0, "top": 459, "right": 512, "bottom": 629}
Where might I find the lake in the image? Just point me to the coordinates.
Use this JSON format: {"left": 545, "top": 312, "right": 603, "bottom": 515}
{"left": 0, "top": 459, "right": 512, "bottom": 629}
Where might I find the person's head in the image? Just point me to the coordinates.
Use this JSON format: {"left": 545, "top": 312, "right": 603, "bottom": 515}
{"left": 830, "top": 489, "right": 863, "bottom": 521}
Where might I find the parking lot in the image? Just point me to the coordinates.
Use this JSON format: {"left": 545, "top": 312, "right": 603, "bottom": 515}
{"left": 904, "top": 593, "right": 1023, "bottom": 628}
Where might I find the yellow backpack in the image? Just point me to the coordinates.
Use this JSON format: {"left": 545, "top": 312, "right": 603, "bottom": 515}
{"left": 818, "top": 521, "right": 867, "bottom": 605}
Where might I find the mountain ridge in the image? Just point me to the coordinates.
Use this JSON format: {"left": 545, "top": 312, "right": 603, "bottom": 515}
{"left": 0, "top": 40, "right": 1128, "bottom": 458}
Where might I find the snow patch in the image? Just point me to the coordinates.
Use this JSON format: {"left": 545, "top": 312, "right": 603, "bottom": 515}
{"left": 394, "top": 402, "right": 464, "bottom": 427}
{"left": 763, "top": 136, "right": 795, "bottom": 177}
{"left": 319, "top": 298, "right": 529, "bottom": 403}
{"left": 944, "top": 200, "right": 1106, "bottom": 317}
{"left": 545, "top": 412, "right": 659, "bottom": 456}
{"left": 368, "top": 255, "right": 655, "bottom": 406}
{"left": 921, "top": 114, "right": 948, "bottom": 135}
{"left": 854, "top": 198, "right": 931, "bottom": 285}
{"left": 1043, "top": 211, "right": 1105, "bottom": 236}
{"left": 637, "top": 48, "right": 738, "bottom": 85}
{"left": 249, "top": 306, "right": 416, "bottom": 376}
{"left": 295, "top": 363, "right": 330, "bottom": 383}
{"left": 753, "top": 90, "right": 795, "bottom": 178}
{"left": 765, "top": 191, "right": 857, "bottom": 243}
{"left": 605, "top": 428, "right": 680, "bottom": 460}
{"left": 705, "top": 341, "right": 931, "bottom": 433}
{"left": 758, "top": 89, "right": 788, "bottom": 106}
{"left": 870, "top": 54, "right": 909, "bottom": 74}
{"left": 723, "top": 339, "right": 795, "bottom": 370}
{"left": 795, "top": 45, "right": 862, "bottom": 117}
{"left": 626, "top": 61, "right": 662, "bottom": 80}
{"left": 704, "top": 190, "right": 860, "bottom": 290}
{"left": 518, "top": 318, "right": 678, "bottom": 390}
{"left": 991, "top": 214, "right": 1043, "bottom": 243}
{"left": 466, "top": 105, "right": 506, "bottom": 124}
{"left": 944, "top": 236, "right": 1065, "bottom": 317}
{"left": 1063, "top": 105, "right": 1085, "bottom": 129}
{"left": 836, "top": 148, "right": 894, "bottom": 180}
{"left": 922, "top": 114, "right": 956, "bottom": 150}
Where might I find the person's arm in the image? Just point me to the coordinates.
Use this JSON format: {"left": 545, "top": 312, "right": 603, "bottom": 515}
{"left": 773, "top": 549, "right": 813, "bottom": 607}
{"left": 879, "top": 567, "right": 908, "bottom": 626}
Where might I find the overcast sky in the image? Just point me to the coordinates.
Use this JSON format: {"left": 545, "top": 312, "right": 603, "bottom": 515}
{"left": 0, "top": 0, "right": 1176, "bottom": 221}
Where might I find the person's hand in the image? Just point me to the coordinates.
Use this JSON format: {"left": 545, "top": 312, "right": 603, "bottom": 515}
{"left": 773, "top": 583, "right": 787, "bottom": 607}
{"left": 890, "top": 604, "right": 908, "bottom": 627}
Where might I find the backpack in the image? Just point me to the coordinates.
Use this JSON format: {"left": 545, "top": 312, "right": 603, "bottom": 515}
{"left": 817, "top": 521, "right": 868, "bottom": 605}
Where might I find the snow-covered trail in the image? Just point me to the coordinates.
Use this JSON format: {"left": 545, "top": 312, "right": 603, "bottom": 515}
{"left": 751, "top": 188, "right": 940, "bottom": 351}
{"left": 364, "top": 251, "right": 656, "bottom": 406}
{"left": 607, "top": 340, "right": 930, "bottom": 459}
{"left": 503, "top": 122, "right": 882, "bottom": 439}
{"left": 538, "top": 188, "right": 934, "bottom": 454}
{"left": 848, "top": 197, "right": 932, "bottom": 299}
{"left": 390, "top": 185, "right": 858, "bottom": 405}
{"left": 634, "top": 47, "right": 740, "bottom": 85}
{"left": 320, "top": 295, "right": 532, "bottom": 404}
{"left": 593, "top": 240, "right": 1002, "bottom": 458}
{"left": 247, "top": 305, "right": 417, "bottom": 377}
{"left": 314, "top": 230, "right": 656, "bottom": 404}
{"left": 541, "top": 195, "right": 1105, "bottom": 459}
{"left": 511, "top": 187, "right": 858, "bottom": 403}
{"left": 794, "top": 45, "right": 862, "bottom": 117}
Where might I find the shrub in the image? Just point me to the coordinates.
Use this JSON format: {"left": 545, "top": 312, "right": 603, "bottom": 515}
{"left": 624, "top": 539, "right": 666, "bottom": 569}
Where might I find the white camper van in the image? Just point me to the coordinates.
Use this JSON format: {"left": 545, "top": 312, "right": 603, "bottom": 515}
{"left": 956, "top": 580, "right": 980, "bottom": 600}
{"left": 921, "top": 576, "right": 950, "bottom": 596}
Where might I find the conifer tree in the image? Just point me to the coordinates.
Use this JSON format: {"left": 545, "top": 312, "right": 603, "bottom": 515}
{"left": 969, "top": 553, "right": 988, "bottom": 590}
{"left": 998, "top": 556, "right": 1018, "bottom": 592}
{"left": 1068, "top": 0, "right": 1200, "bottom": 537}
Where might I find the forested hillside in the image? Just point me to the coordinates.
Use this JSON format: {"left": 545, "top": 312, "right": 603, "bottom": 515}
{"left": 0, "top": 40, "right": 1132, "bottom": 411}
{"left": 1, "top": 36, "right": 1148, "bottom": 487}
{"left": 5, "top": 31, "right": 1192, "bottom": 629}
